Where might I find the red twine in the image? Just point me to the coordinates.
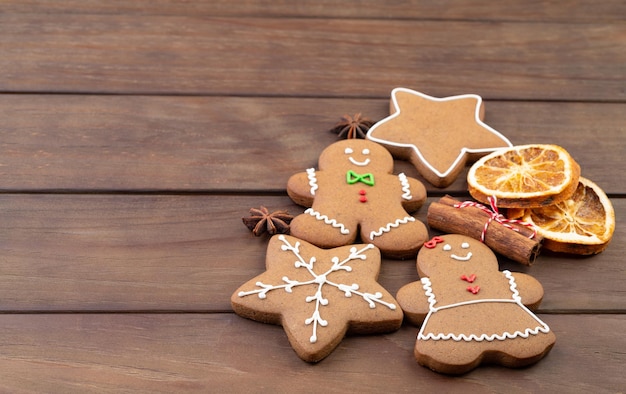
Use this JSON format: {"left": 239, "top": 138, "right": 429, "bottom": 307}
{"left": 453, "top": 196, "right": 536, "bottom": 242}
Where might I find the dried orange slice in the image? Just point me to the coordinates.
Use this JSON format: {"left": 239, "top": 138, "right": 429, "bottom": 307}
{"left": 467, "top": 144, "right": 580, "bottom": 208}
{"left": 521, "top": 177, "right": 615, "bottom": 254}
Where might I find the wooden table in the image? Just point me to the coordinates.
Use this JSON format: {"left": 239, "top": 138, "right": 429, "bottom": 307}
{"left": 1, "top": 1, "right": 624, "bottom": 392}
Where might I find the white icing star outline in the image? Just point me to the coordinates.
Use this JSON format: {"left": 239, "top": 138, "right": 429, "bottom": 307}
{"left": 366, "top": 87, "right": 513, "bottom": 179}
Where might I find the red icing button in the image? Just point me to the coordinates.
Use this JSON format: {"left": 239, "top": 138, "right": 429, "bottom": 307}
{"left": 467, "top": 286, "right": 480, "bottom": 295}
{"left": 461, "top": 274, "right": 476, "bottom": 283}
{"left": 359, "top": 189, "right": 367, "bottom": 203}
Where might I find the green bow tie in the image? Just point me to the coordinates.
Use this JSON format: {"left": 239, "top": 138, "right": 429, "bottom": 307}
{"left": 346, "top": 170, "right": 375, "bottom": 186}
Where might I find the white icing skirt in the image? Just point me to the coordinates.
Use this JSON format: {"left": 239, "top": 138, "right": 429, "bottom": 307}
{"left": 418, "top": 300, "right": 550, "bottom": 342}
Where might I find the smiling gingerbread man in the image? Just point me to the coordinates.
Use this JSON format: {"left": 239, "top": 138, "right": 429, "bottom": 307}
{"left": 287, "top": 139, "right": 428, "bottom": 258}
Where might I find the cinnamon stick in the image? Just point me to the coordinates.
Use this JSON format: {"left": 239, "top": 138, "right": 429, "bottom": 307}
{"left": 427, "top": 195, "right": 543, "bottom": 265}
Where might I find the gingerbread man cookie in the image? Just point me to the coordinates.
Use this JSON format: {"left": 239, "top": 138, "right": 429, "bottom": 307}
{"left": 232, "top": 235, "right": 403, "bottom": 362}
{"left": 367, "top": 88, "right": 512, "bottom": 188}
{"left": 397, "top": 234, "right": 555, "bottom": 374}
{"left": 287, "top": 139, "right": 428, "bottom": 258}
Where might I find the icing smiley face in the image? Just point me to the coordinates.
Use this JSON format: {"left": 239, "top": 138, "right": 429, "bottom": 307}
{"left": 418, "top": 234, "right": 498, "bottom": 278}
{"left": 344, "top": 147, "right": 371, "bottom": 167}
{"left": 317, "top": 139, "right": 394, "bottom": 173}
{"left": 442, "top": 242, "right": 472, "bottom": 261}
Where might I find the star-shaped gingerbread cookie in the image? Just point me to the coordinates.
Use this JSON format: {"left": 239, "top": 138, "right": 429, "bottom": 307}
{"left": 367, "top": 88, "right": 512, "bottom": 187}
{"left": 231, "top": 234, "right": 403, "bottom": 362}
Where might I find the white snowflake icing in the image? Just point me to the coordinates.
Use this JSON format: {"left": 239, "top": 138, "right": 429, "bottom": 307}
{"left": 238, "top": 235, "right": 396, "bottom": 344}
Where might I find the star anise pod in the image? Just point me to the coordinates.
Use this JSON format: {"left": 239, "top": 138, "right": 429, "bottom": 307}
{"left": 242, "top": 206, "right": 294, "bottom": 236}
{"left": 329, "top": 113, "right": 376, "bottom": 139}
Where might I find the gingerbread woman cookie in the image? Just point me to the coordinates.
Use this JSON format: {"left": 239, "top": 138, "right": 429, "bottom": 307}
{"left": 287, "top": 139, "right": 428, "bottom": 258}
{"left": 397, "top": 234, "right": 555, "bottom": 374}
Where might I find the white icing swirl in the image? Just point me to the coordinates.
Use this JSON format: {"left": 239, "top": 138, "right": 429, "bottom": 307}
{"left": 306, "top": 168, "right": 318, "bottom": 196}
{"left": 305, "top": 208, "right": 350, "bottom": 235}
{"left": 398, "top": 173, "right": 412, "bottom": 200}
{"left": 369, "top": 216, "right": 415, "bottom": 240}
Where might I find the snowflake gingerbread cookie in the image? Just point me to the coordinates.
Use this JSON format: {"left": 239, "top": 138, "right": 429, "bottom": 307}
{"left": 396, "top": 234, "right": 556, "bottom": 374}
{"left": 232, "top": 235, "right": 403, "bottom": 362}
{"left": 287, "top": 139, "right": 428, "bottom": 258}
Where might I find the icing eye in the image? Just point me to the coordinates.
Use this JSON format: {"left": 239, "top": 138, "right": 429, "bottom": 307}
{"left": 344, "top": 148, "right": 354, "bottom": 154}
{"left": 362, "top": 148, "right": 370, "bottom": 155}
{"left": 461, "top": 242, "right": 470, "bottom": 249}
{"left": 443, "top": 244, "right": 452, "bottom": 251}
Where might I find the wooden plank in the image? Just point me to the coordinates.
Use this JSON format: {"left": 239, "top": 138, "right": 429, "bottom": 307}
{"left": 0, "top": 95, "right": 624, "bottom": 194}
{"left": 0, "top": 313, "right": 624, "bottom": 392}
{"left": 0, "top": 193, "right": 270, "bottom": 312}
{"left": 4, "top": 0, "right": 625, "bottom": 23}
{"left": 0, "top": 194, "right": 623, "bottom": 312}
{"left": 1, "top": 15, "right": 624, "bottom": 100}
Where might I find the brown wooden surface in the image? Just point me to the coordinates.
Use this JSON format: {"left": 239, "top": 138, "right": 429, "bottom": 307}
{"left": 0, "top": 1, "right": 624, "bottom": 392}
{"left": 1, "top": 11, "right": 625, "bottom": 100}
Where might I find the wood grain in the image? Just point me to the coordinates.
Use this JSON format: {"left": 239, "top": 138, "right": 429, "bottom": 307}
{"left": 4, "top": 0, "right": 626, "bottom": 22}
{"left": 0, "top": 95, "right": 623, "bottom": 194}
{"left": 0, "top": 194, "right": 623, "bottom": 313}
{"left": 1, "top": 15, "right": 624, "bottom": 100}
{"left": 0, "top": 313, "right": 624, "bottom": 392}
